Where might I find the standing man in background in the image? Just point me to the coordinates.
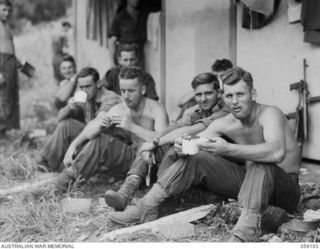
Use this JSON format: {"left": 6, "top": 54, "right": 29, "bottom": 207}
{"left": 102, "top": 43, "right": 158, "bottom": 101}
{"left": 0, "top": 0, "right": 20, "bottom": 136}
{"left": 108, "top": 0, "right": 148, "bottom": 69}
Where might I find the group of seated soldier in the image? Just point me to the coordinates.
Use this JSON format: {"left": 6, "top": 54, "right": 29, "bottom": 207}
{"left": 36, "top": 47, "right": 301, "bottom": 242}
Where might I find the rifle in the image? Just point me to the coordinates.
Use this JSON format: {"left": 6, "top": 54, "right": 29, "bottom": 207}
{"left": 287, "top": 59, "right": 320, "bottom": 152}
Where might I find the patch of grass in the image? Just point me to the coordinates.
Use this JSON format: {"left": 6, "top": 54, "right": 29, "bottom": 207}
{"left": 0, "top": 132, "right": 38, "bottom": 187}
{"left": 0, "top": 193, "right": 64, "bottom": 242}
{"left": 0, "top": 190, "right": 113, "bottom": 242}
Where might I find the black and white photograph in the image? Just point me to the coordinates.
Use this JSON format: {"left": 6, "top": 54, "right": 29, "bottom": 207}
{"left": 0, "top": 0, "right": 320, "bottom": 245}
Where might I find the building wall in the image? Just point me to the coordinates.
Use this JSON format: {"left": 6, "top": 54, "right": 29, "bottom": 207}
{"left": 73, "top": 0, "right": 111, "bottom": 74}
{"left": 144, "top": 22, "right": 162, "bottom": 101}
{"left": 237, "top": 0, "right": 320, "bottom": 160}
{"left": 165, "top": 0, "right": 232, "bottom": 119}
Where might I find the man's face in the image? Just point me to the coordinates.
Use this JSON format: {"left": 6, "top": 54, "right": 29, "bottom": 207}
{"left": 0, "top": 4, "right": 11, "bottom": 22}
{"left": 118, "top": 51, "right": 137, "bottom": 67}
{"left": 120, "top": 77, "right": 144, "bottom": 109}
{"left": 127, "top": 0, "right": 140, "bottom": 8}
{"left": 223, "top": 80, "right": 255, "bottom": 119}
{"left": 194, "top": 83, "right": 220, "bottom": 111}
{"left": 78, "top": 75, "right": 98, "bottom": 101}
{"left": 60, "top": 61, "right": 75, "bottom": 80}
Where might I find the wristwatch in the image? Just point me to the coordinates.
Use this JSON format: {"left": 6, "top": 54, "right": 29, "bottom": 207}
{"left": 152, "top": 137, "right": 160, "bottom": 147}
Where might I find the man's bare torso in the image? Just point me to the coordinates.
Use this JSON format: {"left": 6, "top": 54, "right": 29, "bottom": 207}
{"left": 110, "top": 98, "right": 156, "bottom": 131}
{"left": 220, "top": 104, "right": 300, "bottom": 174}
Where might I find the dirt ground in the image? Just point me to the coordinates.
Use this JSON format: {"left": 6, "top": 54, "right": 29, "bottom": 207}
{"left": 1, "top": 21, "right": 320, "bottom": 243}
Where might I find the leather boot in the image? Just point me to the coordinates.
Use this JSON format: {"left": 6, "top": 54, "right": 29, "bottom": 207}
{"left": 31, "top": 169, "right": 74, "bottom": 197}
{"left": 229, "top": 209, "right": 261, "bottom": 242}
{"left": 108, "top": 183, "right": 168, "bottom": 225}
{"left": 105, "top": 174, "right": 142, "bottom": 211}
{"left": 53, "top": 169, "right": 74, "bottom": 193}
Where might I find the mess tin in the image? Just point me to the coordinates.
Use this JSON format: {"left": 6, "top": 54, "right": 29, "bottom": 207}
{"left": 181, "top": 135, "right": 199, "bottom": 155}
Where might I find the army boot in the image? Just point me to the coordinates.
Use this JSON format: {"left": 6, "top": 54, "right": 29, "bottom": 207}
{"left": 108, "top": 183, "right": 168, "bottom": 225}
{"left": 105, "top": 174, "right": 142, "bottom": 211}
{"left": 229, "top": 209, "right": 261, "bottom": 242}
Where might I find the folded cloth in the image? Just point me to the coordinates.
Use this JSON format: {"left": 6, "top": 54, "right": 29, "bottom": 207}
{"left": 303, "top": 209, "right": 320, "bottom": 221}
{"left": 241, "top": 0, "right": 275, "bottom": 16}
{"left": 288, "top": 0, "right": 301, "bottom": 24}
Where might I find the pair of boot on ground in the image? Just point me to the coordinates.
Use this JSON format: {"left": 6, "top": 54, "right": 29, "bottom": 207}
{"left": 104, "top": 175, "right": 263, "bottom": 242}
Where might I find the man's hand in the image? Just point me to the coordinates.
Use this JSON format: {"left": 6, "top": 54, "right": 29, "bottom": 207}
{"left": 139, "top": 141, "right": 156, "bottom": 163}
{"left": 63, "top": 144, "right": 77, "bottom": 167}
{"left": 174, "top": 137, "right": 183, "bottom": 155}
{"left": 111, "top": 115, "right": 133, "bottom": 131}
{"left": 140, "top": 150, "right": 156, "bottom": 164}
{"left": 96, "top": 112, "right": 112, "bottom": 127}
{"left": 198, "top": 137, "right": 229, "bottom": 155}
{"left": 68, "top": 97, "right": 86, "bottom": 110}
{"left": 67, "top": 97, "right": 78, "bottom": 110}
{"left": 140, "top": 141, "right": 156, "bottom": 153}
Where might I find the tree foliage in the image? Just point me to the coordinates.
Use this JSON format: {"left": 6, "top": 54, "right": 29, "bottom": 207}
{"left": 12, "top": 0, "right": 72, "bottom": 24}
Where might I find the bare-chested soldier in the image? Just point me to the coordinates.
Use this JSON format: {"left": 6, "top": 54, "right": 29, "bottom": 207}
{"left": 45, "top": 66, "right": 168, "bottom": 192}
{"left": 109, "top": 67, "right": 301, "bottom": 242}
{"left": 0, "top": 0, "right": 19, "bottom": 136}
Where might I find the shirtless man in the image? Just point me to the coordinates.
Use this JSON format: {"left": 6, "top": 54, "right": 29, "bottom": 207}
{"left": 0, "top": 0, "right": 19, "bottom": 135}
{"left": 49, "top": 66, "right": 168, "bottom": 192}
{"left": 109, "top": 67, "right": 301, "bottom": 242}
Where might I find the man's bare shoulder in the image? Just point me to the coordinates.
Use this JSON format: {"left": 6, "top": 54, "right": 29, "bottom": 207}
{"left": 97, "top": 102, "right": 126, "bottom": 117}
{"left": 258, "top": 104, "right": 286, "bottom": 121}
{"left": 208, "top": 113, "right": 235, "bottom": 128}
{"left": 219, "top": 112, "right": 236, "bottom": 122}
{"left": 112, "top": 102, "right": 127, "bottom": 112}
{"left": 145, "top": 98, "right": 167, "bottom": 114}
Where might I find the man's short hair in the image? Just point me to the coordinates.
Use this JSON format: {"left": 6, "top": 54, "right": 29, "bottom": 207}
{"left": 211, "top": 59, "right": 233, "bottom": 72}
{"left": 62, "top": 21, "right": 71, "bottom": 28}
{"left": 60, "top": 55, "right": 76, "bottom": 70}
{"left": 119, "top": 66, "right": 144, "bottom": 84}
{"left": 221, "top": 67, "right": 253, "bottom": 91}
{"left": 191, "top": 72, "right": 220, "bottom": 90}
{"left": 77, "top": 67, "right": 99, "bottom": 83}
{"left": 0, "top": 0, "right": 11, "bottom": 6}
{"left": 117, "top": 43, "right": 137, "bottom": 58}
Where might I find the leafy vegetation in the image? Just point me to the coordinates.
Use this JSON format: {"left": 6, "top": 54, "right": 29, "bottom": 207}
{"left": 10, "top": 0, "right": 71, "bottom": 34}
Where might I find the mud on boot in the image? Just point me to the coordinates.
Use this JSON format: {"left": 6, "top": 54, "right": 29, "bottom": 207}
{"left": 104, "top": 175, "right": 142, "bottom": 211}
{"left": 229, "top": 209, "right": 261, "bottom": 242}
{"left": 108, "top": 202, "right": 158, "bottom": 225}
